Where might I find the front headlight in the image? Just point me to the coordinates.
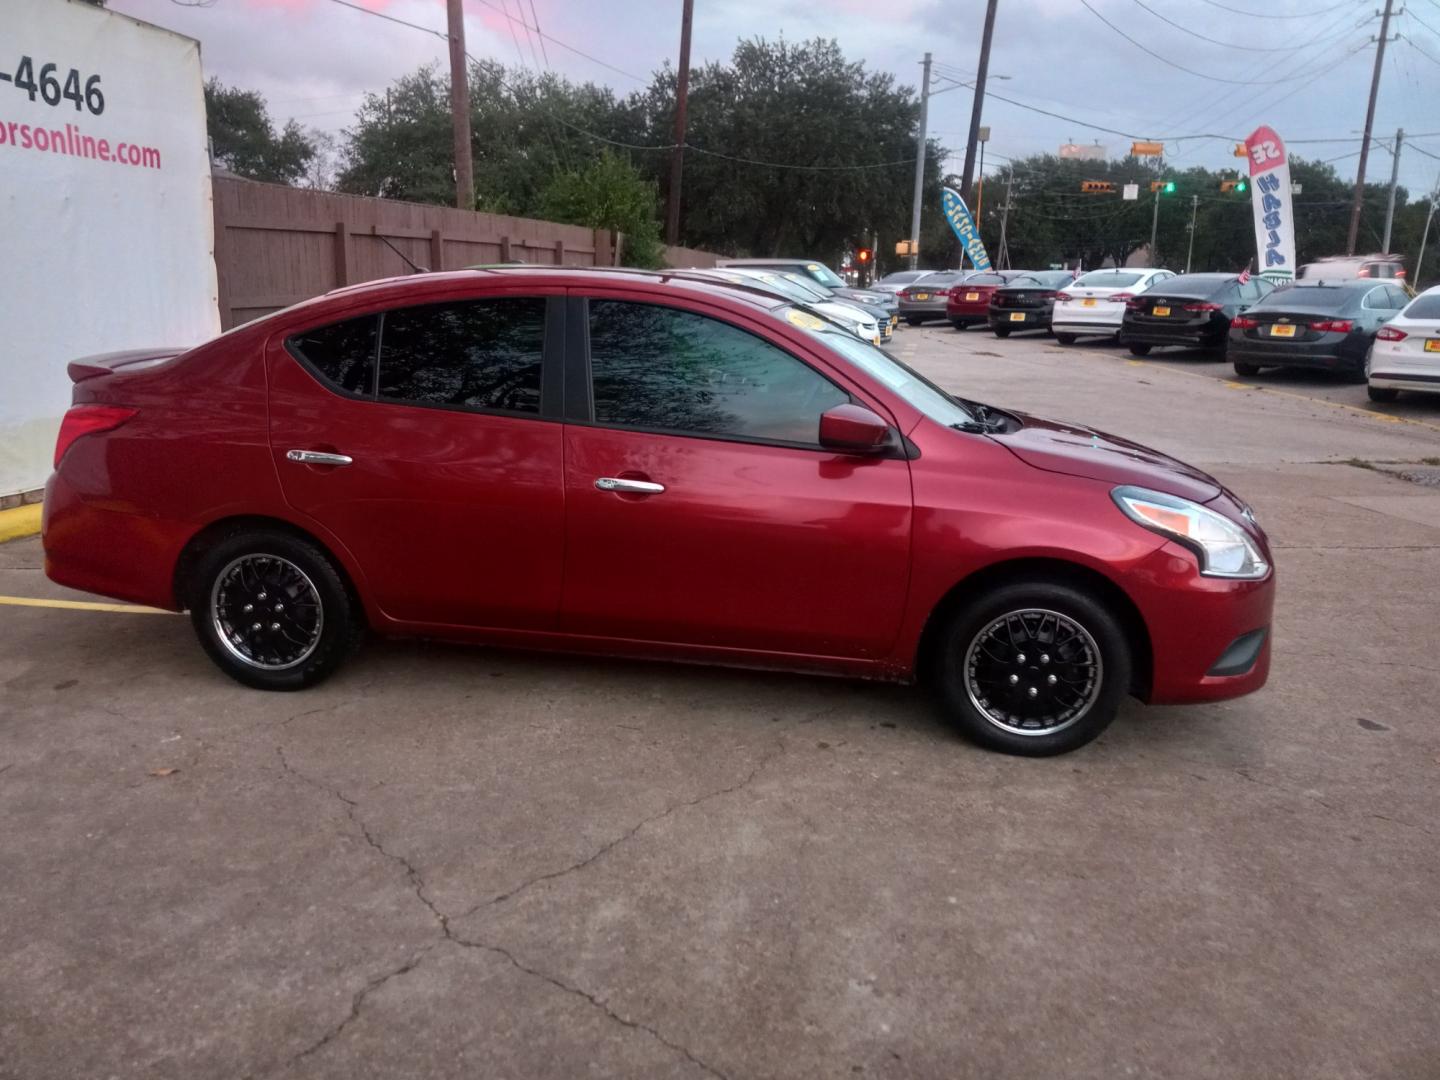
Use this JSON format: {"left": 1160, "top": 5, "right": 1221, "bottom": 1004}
{"left": 1112, "top": 486, "right": 1269, "bottom": 579}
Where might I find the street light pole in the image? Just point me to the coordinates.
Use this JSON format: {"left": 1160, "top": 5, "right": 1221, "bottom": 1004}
{"left": 1382, "top": 127, "right": 1404, "bottom": 253}
{"left": 907, "top": 52, "right": 932, "bottom": 271}
{"left": 1186, "top": 194, "right": 1198, "bottom": 273}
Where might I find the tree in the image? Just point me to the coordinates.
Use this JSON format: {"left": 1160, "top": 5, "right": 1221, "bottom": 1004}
{"left": 205, "top": 79, "right": 316, "bottom": 185}
{"left": 538, "top": 151, "right": 664, "bottom": 267}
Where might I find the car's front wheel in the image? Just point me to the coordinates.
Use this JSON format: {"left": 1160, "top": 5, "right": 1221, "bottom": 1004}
{"left": 188, "top": 529, "right": 362, "bottom": 690}
{"left": 935, "top": 582, "right": 1132, "bottom": 756}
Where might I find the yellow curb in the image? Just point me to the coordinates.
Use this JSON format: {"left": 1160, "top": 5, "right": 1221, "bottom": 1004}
{"left": 0, "top": 594, "right": 173, "bottom": 615}
{"left": 0, "top": 504, "right": 42, "bottom": 544}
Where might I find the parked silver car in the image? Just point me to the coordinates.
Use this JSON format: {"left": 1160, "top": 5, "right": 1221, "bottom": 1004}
{"left": 898, "top": 271, "right": 972, "bottom": 324}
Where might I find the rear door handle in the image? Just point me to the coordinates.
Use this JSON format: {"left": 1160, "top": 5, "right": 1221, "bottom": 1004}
{"left": 287, "top": 449, "right": 354, "bottom": 467}
{"left": 595, "top": 477, "right": 665, "bottom": 495}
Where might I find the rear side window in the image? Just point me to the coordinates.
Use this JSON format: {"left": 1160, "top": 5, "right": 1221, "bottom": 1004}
{"left": 1383, "top": 286, "right": 1410, "bottom": 309}
{"left": 1404, "top": 293, "right": 1440, "bottom": 319}
{"left": 288, "top": 315, "right": 378, "bottom": 396}
{"left": 378, "top": 298, "right": 545, "bottom": 414}
{"left": 587, "top": 300, "right": 848, "bottom": 445}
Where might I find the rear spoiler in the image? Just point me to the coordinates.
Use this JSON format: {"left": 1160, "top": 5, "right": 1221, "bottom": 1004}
{"left": 67, "top": 347, "right": 187, "bottom": 383}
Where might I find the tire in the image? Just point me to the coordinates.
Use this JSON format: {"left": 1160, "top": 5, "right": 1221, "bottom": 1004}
{"left": 1232, "top": 360, "right": 1261, "bottom": 376}
{"left": 935, "top": 582, "right": 1132, "bottom": 756}
{"left": 1128, "top": 343, "right": 1152, "bottom": 357}
{"left": 950, "top": 319, "right": 968, "bottom": 331}
{"left": 1342, "top": 362, "right": 1368, "bottom": 385}
{"left": 993, "top": 326, "right": 1012, "bottom": 339}
{"left": 1367, "top": 385, "right": 1400, "bottom": 402}
{"left": 906, "top": 316, "right": 923, "bottom": 327}
{"left": 1055, "top": 333, "right": 1078, "bottom": 345}
{"left": 188, "top": 528, "right": 362, "bottom": 691}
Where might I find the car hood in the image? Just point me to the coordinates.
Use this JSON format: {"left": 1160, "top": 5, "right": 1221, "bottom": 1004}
{"left": 989, "top": 412, "right": 1222, "bottom": 503}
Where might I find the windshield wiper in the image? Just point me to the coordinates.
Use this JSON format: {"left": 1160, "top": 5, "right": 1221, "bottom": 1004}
{"left": 950, "top": 398, "right": 1006, "bottom": 433}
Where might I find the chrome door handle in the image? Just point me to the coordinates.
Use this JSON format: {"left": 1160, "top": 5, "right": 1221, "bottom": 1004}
{"left": 595, "top": 477, "right": 665, "bottom": 495}
{"left": 287, "top": 449, "right": 354, "bottom": 467}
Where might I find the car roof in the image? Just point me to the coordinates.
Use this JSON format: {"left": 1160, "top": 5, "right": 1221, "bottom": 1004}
{"left": 1279, "top": 279, "right": 1381, "bottom": 290}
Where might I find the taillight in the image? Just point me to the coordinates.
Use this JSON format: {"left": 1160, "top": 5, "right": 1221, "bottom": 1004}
{"left": 1232, "top": 315, "right": 1258, "bottom": 329}
{"left": 1112, "top": 292, "right": 1134, "bottom": 303}
{"left": 1396, "top": 268, "right": 1407, "bottom": 279}
{"left": 1358, "top": 268, "right": 1371, "bottom": 277}
{"left": 1376, "top": 326, "right": 1408, "bottom": 341}
{"left": 1310, "top": 319, "right": 1354, "bottom": 333}
{"left": 1125, "top": 297, "right": 1145, "bottom": 310}
{"left": 1055, "top": 291, "right": 1073, "bottom": 302}
{"left": 1184, "top": 302, "right": 1223, "bottom": 313}
{"left": 53, "top": 405, "right": 137, "bottom": 468}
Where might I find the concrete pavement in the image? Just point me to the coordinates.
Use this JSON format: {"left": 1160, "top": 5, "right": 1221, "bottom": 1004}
{"left": 2, "top": 325, "right": 1438, "bottom": 1080}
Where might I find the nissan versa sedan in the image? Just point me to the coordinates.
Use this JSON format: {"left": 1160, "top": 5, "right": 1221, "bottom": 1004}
{"left": 1121, "top": 273, "right": 1274, "bottom": 356}
{"left": 44, "top": 267, "right": 1275, "bottom": 757}
{"left": 1227, "top": 280, "right": 1408, "bottom": 380}
{"left": 987, "top": 270, "right": 1081, "bottom": 337}
{"left": 1052, "top": 268, "right": 1176, "bottom": 343}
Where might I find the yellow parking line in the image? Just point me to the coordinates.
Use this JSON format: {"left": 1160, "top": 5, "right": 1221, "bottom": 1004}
{"left": 0, "top": 595, "right": 173, "bottom": 615}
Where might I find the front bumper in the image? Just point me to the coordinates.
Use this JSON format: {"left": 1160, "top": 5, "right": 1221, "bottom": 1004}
{"left": 1128, "top": 540, "right": 1275, "bottom": 705}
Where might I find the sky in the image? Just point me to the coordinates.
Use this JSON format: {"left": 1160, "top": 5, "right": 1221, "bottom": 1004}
{"left": 110, "top": 0, "right": 1440, "bottom": 200}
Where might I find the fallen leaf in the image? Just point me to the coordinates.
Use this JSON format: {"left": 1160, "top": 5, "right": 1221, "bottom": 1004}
{"left": 148, "top": 767, "right": 179, "bottom": 778}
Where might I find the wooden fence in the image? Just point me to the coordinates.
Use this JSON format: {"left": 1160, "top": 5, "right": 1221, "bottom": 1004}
{"left": 212, "top": 177, "right": 620, "bottom": 329}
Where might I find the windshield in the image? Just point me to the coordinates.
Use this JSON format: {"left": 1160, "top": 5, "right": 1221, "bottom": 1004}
{"left": 778, "top": 272, "right": 834, "bottom": 300}
{"left": 789, "top": 309, "right": 976, "bottom": 426}
{"left": 1076, "top": 270, "right": 1144, "bottom": 288}
{"left": 794, "top": 262, "right": 845, "bottom": 288}
{"left": 727, "top": 270, "right": 819, "bottom": 304}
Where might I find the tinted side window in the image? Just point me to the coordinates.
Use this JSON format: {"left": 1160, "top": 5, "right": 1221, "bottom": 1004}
{"left": 378, "top": 298, "right": 544, "bottom": 414}
{"left": 587, "top": 301, "right": 849, "bottom": 445}
{"left": 1385, "top": 286, "right": 1409, "bottom": 309}
{"left": 288, "top": 315, "right": 378, "bottom": 396}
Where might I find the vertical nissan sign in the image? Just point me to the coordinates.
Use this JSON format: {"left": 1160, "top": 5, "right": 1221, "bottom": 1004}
{"left": 0, "top": 0, "right": 218, "bottom": 497}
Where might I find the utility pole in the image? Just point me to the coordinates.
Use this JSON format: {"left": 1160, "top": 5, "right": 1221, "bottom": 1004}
{"left": 665, "top": 0, "right": 694, "bottom": 247}
{"left": 1382, "top": 127, "right": 1404, "bottom": 253}
{"left": 959, "top": 0, "right": 999, "bottom": 206}
{"left": 1150, "top": 191, "right": 1162, "bottom": 269}
{"left": 997, "top": 164, "right": 1013, "bottom": 270}
{"left": 1417, "top": 189, "right": 1438, "bottom": 284}
{"left": 445, "top": 0, "right": 473, "bottom": 211}
{"left": 1186, "top": 194, "right": 1198, "bottom": 273}
{"left": 907, "top": 52, "right": 932, "bottom": 271}
{"left": 1347, "top": 0, "right": 1395, "bottom": 255}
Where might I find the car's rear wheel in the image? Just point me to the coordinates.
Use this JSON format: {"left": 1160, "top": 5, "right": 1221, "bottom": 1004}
{"left": 935, "top": 582, "right": 1132, "bottom": 756}
{"left": 1232, "top": 360, "right": 1261, "bottom": 376}
{"left": 950, "top": 319, "right": 968, "bottom": 331}
{"left": 1127, "top": 343, "right": 1152, "bottom": 357}
{"left": 189, "top": 529, "right": 361, "bottom": 690}
{"left": 993, "top": 326, "right": 1012, "bottom": 338}
{"left": 1055, "top": 333, "right": 1078, "bottom": 345}
{"left": 1367, "top": 385, "right": 1400, "bottom": 402}
{"left": 906, "top": 316, "right": 923, "bottom": 326}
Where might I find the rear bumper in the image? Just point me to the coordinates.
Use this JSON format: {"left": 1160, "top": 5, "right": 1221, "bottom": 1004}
{"left": 1229, "top": 337, "right": 1363, "bottom": 370}
{"left": 1130, "top": 541, "right": 1275, "bottom": 705}
{"left": 1051, "top": 308, "right": 1124, "bottom": 333}
{"left": 899, "top": 299, "right": 950, "bottom": 317}
{"left": 1370, "top": 370, "right": 1440, "bottom": 393}
{"left": 43, "top": 472, "right": 189, "bottom": 611}
{"left": 988, "top": 309, "right": 1052, "bottom": 329}
{"left": 1121, "top": 324, "right": 1222, "bottom": 347}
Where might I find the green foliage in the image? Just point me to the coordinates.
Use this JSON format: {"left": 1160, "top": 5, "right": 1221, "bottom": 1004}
{"left": 204, "top": 79, "right": 316, "bottom": 185}
{"left": 538, "top": 152, "right": 664, "bottom": 268}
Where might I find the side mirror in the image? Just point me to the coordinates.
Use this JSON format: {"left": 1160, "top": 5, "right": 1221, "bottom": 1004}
{"left": 819, "top": 403, "right": 892, "bottom": 454}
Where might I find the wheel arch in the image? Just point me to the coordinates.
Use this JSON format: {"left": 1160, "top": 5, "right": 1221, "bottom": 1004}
{"left": 171, "top": 514, "right": 369, "bottom": 626}
{"left": 914, "top": 557, "right": 1154, "bottom": 699}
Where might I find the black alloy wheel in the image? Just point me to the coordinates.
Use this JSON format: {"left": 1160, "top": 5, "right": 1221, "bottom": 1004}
{"left": 936, "top": 582, "right": 1131, "bottom": 756}
{"left": 190, "top": 528, "right": 362, "bottom": 690}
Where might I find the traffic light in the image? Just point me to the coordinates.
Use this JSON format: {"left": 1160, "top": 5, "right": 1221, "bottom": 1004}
{"left": 1221, "top": 178, "right": 1248, "bottom": 193}
{"left": 1080, "top": 181, "right": 1116, "bottom": 194}
{"left": 1150, "top": 180, "right": 1176, "bottom": 194}
{"left": 856, "top": 247, "right": 873, "bottom": 265}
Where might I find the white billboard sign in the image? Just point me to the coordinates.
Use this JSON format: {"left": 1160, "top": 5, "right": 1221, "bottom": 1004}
{"left": 0, "top": 0, "right": 219, "bottom": 496}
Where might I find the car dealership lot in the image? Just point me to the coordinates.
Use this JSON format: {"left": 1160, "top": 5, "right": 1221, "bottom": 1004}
{"left": 4, "top": 326, "right": 1440, "bottom": 1080}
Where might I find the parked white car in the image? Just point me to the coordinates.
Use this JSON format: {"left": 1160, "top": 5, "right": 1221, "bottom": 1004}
{"left": 1366, "top": 284, "right": 1440, "bottom": 402}
{"left": 1052, "top": 268, "right": 1176, "bottom": 343}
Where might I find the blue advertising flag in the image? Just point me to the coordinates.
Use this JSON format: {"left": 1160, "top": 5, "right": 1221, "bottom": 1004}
{"left": 941, "top": 187, "right": 992, "bottom": 271}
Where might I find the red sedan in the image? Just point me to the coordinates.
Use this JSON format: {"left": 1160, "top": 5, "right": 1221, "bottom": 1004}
{"left": 946, "top": 270, "right": 1034, "bottom": 329}
{"left": 44, "top": 268, "right": 1274, "bottom": 756}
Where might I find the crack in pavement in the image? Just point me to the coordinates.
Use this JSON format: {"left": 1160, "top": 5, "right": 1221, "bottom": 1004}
{"left": 459, "top": 745, "right": 784, "bottom": 919}
{"left": 444, "top": 936, "right": 730, "bottom": 1080}
{"left": 270, "top": 740, "right": 784, "bottom": 1078}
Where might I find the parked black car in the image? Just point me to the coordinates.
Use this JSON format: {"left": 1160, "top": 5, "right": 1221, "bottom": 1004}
{"left": 1121, "top": 273, "right": 1274, "bottom": 356}
{"left": 987, "top": 270, "right": 1079, "bottom": 337}
{"left": 1227, "top": 280, "right": 1410, "bottom": 380}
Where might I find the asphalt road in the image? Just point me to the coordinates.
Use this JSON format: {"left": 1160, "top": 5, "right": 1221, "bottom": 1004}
{"left": 3, "top": 324, "right": 1439, "bottom": 1080}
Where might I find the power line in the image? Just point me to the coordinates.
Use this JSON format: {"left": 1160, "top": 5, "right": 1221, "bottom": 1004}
{"left": 323, "top": 0, "right": 447, "bottom": 42}
{"left": 1406, "top": 7, "right": 1440, "bottom": 40}
{"left": 467, "top": 0, "right": 647, "bottom": 82}
{"left": 1193, "top": 0, "right": 1358, "bottom": 17}
{"left": 528, "top": 0, "right": 551, "bottom": 68}
{"left": 1080, "top": 0, "right": 1365, "bottom": 85}
{"left": 1125, "top": 0, "right": 1306, "bottom": 51}
{"left": 1407, "top": 36, "right": 1440, "bottom": 68}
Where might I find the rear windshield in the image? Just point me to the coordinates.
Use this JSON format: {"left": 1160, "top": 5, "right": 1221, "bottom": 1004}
{"left": 1153, "top": 274, "right": 1230, "bottom": 295}
{"left": 1029, "top": 271, "right": 1079, "bottom": 288}
{"left": 964, "top": 274, "right": 1008, "bottom": 286}
{"left": 1076, "top": 270, "right": 1143, "bottom": 288}
{"left": 878, "top": 271, "right": 926, "bottom": 284}
{"left": 1404, "top": 293, "right": 1440, "bottom": 319}
{"left": 914, "top": 272, "right": 964, "bottom": 286}
{"left": 1253, "top": 285, "right": 1358, "bottom": 312}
